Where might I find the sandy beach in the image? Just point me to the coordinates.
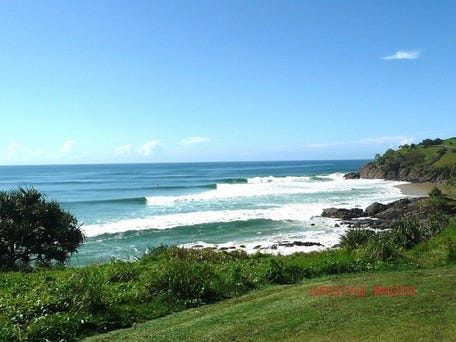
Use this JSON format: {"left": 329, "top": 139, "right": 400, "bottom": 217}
{"left": 395, "top": 183, "right": 443, "bottom": 197}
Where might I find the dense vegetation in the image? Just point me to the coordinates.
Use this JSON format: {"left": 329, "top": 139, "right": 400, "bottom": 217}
{"left": 0, "top": 188, "right": 84, "bottom": 271}
{"left": 1, "top": 196, "right": 455, "bottom": 340}
{"left": 359, "top": 137, "right": 456, "bottom": 183}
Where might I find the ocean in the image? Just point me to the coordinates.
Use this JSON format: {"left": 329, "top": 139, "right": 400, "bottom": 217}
{"left": 0, "top": 160, "right": 409, "bottom": 265}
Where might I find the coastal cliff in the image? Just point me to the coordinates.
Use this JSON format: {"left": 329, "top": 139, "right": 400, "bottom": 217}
{"left": 346, "top": 137, "right": 456, "bottom": 183}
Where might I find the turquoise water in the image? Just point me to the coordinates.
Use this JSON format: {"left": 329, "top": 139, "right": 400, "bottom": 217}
{"left": 0, "top": 160, "right": 408, "bottom": 265}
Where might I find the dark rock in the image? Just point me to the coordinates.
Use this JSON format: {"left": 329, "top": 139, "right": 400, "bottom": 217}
{"left": 291, "top": 241, "right": 306, "bottom": 246}
{"left": 253, "top": 245, "right": 261, "bottom": 249}
{"left": 358, "top": 162, "right": 386, "bottom": 180}
{"left": 270, "top": 245, "right": 278, "bottom": 250}
{"left": 363, "top": 202, "right": 388, "bottom": 217}
{"left": 193, "top": 244, "right": 204, "bottom": 248}
{"left": 334, "top": 223, "right": 340, "bottom": 227}
{"left": 321, "top": 197, "right": 435, "bottom": 233}
{"left": 310, "top": 223, "right": 315, "bottom": 226}
{"left": 293, "top": 241, "right": 323, "bottom": 247}
{"left": 344, "top": 172, "right": 360, "bottom": 179}
{"left": 373, "top": 198, "right": 427, "bottom": 221}
{"left": 239, "top": 245, "right": 246, "bottom": 248}
{"left": 278, "top": 242, "right": 294, "bottom": 247}
{"left": 321, "top": 207, "right": 363, "bottom": 220}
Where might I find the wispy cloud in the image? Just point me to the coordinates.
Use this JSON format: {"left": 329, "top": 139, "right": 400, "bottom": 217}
{"left": 301, "top": 136, "right": 415, "bottom": 149}
{"left": 7, "top": 142, "right": 20, "bottom": 156}
{"left": 355, "top": 136, "right": 415, "bottom": 145}
{"left": 181, "top": 136, "right": 211, "bottom": 145}
{"left": 138, "top": 140, "right": 160, "bottom": 156}
{"left": 115, "top": 144, "right": 133, "bottom": 156}
{"left": 381, "top": 50, "right": 420, "bottom": 60}
{"left": 60, "top": 139, "right": 76, "bottom": 155}
{"left": 7, "top": 142, "right": 46, "bottom": 159}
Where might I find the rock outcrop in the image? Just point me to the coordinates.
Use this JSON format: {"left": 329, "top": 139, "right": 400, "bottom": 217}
{"left": 356, "top": 162, "right": 450, "bottom": 183}
{"left": 321, "top": 208, "right": 363, "bottom": 220}
{"left": 343, "top": 172, "right": 360, "bottom": 179}
{"left": 321, "top": 197, "right": 431, "bottom": 230}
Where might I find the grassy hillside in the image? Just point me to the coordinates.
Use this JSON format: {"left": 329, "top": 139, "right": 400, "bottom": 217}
{"left": 359, "top": 137, "right": 456, "bottom": 183}
{"left": 85, "top": 266, "right": 456, "bottom": 342}
{"left": 395, "top": 137, "right": 456, "bottom": 169}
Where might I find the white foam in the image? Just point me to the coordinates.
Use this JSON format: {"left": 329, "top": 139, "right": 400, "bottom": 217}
{"left": 145, "top": 174, "right": 406, "bottom": 206}
{"left": 84, "top": 175, "right": 408, "bottom": 237}
{"left": 179, "top": 219, "right": 349, "bottom": 255}
{"left": 83, "top": 205, "right": 321, "bottom": 237}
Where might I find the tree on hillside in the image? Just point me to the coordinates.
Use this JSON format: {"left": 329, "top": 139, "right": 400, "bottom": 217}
{"left": 421, "top": 138, "right": 443, "bottom": 147}
{"left": 0, "top": 188, "right": 84, "bottom": 271}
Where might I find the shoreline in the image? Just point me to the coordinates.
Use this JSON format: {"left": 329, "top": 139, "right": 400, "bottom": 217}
{"left": 395, "top": 183, "right": 438, "bottom": 197}
{"left": 396, "top": 182, "right": 456, "bottom": 200}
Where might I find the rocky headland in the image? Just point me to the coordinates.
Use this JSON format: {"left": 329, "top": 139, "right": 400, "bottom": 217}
{"left": 331, "top": 138, "right": 456, "bottom": 231}
{"left": 343, "top": 137, "right": 456, "bottom": 183}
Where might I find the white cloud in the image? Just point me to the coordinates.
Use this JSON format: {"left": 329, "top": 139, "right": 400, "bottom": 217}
{"left": 60, "top": 139, "right": 76, "bottom": 155}
{"left": 302, "top": 136, "right": 415, "bottom": 149}
{"left": 115, "top": 144, "right": 133, "bottom": 156}
{"left": 138, "top": 140, "right": 160, "bottom": 156}
{"left": 6, "top": 142, "right": 44, "bottom": 159}
{"left": 8, "top": 142, "right": 20, "bottom": 156}
{"left": 381, "top": 50, "right": 420, "bottom": 60}
{"left": 399, "top": 137, "right": 415, "bottom": 146}
{"left": 355, "top": 136, "right": 414, "bottom": 145}
{"left": 181, "top": 136, "right": 211, "bottom": 145}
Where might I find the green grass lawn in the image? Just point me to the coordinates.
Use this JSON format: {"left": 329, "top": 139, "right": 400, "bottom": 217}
{"left": 85, "top": 266, "right": 456, "bottom": 342}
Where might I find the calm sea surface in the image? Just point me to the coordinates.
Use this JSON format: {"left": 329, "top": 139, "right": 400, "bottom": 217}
{"left": 0, "top": 160, "right": 408, "bottom": 265}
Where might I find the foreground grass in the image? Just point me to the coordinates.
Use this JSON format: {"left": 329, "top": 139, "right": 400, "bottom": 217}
{"left": 85, "top": 266, "right": 456, "bottom": 342}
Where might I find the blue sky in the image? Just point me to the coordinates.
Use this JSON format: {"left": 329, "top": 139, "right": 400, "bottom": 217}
{"left": 1, "top": 1, "right": 455, "bottom": 165}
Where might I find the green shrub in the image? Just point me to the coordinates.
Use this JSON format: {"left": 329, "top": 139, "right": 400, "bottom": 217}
{"left": 390, "top": 218, "right": 426, "bottom": 249}
{"left": 25, "top": 312, "right": 84, "bottom": 342}
{"left": 107, "top": 259, "right": 138, "bottom": 283}
{"left": 363, "top": 233, "right": 399, "bottom": 262}
{"left": 427, "top": 212, "right": 450, "bottom": 236}
{"left": 147, "top": 259, "right": 224, "bottom": 306}
{"left": 227, "top": 264, "right": 258, "bottom": 296}
{"left": 447, "top": 240, "right": 456, "bottom": 263}
{"left": 266, "top": 259, "right": 304, "bottom": 284}
{"left": 63, "top": 267, "right": 111, "bottom": 314}
{"left": 340, "top": 228, "right": 376, "bottom": 250}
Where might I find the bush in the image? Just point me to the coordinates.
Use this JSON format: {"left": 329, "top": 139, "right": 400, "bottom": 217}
{"left": 340, "top": 229, "right": 376, "bottom": 250}
{"left": 267, "top": 259, "right": 304, "bottom": 284}
{"left": 64, "top": 267, "right": 111, "bottom": 315}
{"left": 363, "top": 233, "right": 399, "bottom": 262}
{"left": 0, "top": 188, "right": 84, "bottom": 271}
{"left": 426, "top": 212, "right": 450, "bottom": 236}
{"left": 147, "top": 259, "right": 224, "bottom": 306}
{"left": 390, "top": 218, "right": 426, "bottom": 249}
